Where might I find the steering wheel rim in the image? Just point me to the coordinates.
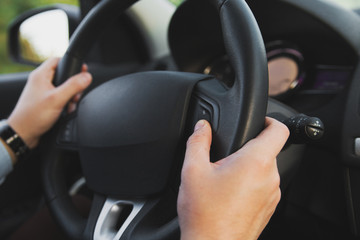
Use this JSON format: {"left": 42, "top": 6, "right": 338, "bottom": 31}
{"left": 42, "top": 0, "right": 269, "bottom": 239}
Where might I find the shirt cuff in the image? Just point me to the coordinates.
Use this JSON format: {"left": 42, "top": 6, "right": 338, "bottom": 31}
{"left": 0, "top": 120, "right": 13, "bottom": 184}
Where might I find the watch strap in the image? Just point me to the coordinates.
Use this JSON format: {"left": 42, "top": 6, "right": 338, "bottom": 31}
{"left": 0, "top": 120, "right": 29, "bottom": 160}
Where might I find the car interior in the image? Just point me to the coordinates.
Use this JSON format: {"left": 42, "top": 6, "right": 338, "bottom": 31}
{"left": 1, "top": 0, "right": 360, "bottom": 239}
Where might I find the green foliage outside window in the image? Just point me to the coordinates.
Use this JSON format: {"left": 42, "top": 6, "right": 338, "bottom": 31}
{"left": 168, "top": 0, "right": 184, "bottom": 6}
{"left": 0, "top": 0, "right": 183, "bottom": 74}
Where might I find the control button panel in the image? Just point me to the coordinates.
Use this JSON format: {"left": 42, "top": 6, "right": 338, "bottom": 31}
{"left": 192, "top": 94, "right": 219, "bottom": 131}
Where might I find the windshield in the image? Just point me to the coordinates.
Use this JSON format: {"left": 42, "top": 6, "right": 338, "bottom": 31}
{"left": 325, "top": 0, "right": 360, "bottom": 9}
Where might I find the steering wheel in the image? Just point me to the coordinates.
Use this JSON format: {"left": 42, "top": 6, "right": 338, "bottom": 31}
{"left": 41, "top": 0, "right": 268, "bottom": 239}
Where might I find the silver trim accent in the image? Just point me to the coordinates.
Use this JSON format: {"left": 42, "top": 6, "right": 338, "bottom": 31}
{"left": 69, "top": 177, "right": 86, "bottom": 196}
{"left": 94, "top": 198, "right": 145, "bottom": 240}
{"left": 355, "top": 138, "right": 360, "bottom": 156}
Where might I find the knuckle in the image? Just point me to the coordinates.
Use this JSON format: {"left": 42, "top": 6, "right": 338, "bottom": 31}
{"left": 276, "top": 188, "right": 281, "bottom": 203}
{"left": 267, "top": 181, "right": 281, "bottom": 208}
{"left": 182, "top": 162, "right": 197, "bottom": 177}
{"left": 71, "top": 76, "right": 86, "bottom": 90}
{"left": 272, "top": 171, "right": 281, "bottom": 188}
{"left": 181, "top": 160, "right": 203, "bottom": 181}
{"left": 253, "top": 154, "right": 272, "bottom": 169}
{"left": 272, "top": 188, "right": 281, "bottom": 206}
{"left": 44, "top": 91, "right": 58, "bottom": 103}
{"left": 268, "top": 189, "right": 281, "bottom": 210}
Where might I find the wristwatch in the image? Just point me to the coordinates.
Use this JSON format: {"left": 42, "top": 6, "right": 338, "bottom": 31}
{"left": 0, "top": 120, "right": 29, "bottom": 160}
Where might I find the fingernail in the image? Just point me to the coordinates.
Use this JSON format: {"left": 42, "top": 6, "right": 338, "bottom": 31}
{"left": 194, "top": 120, "right": 206, "bottom": 132}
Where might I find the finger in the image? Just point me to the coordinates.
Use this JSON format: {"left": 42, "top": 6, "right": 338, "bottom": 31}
{"left": 239, "top": 117, "right": 289, "bottom": 161}
{"left": 68, "top": 93, "right": 83, "bottom": 113}
{"left": 81, "top": 64, "right": 88, "bottom": 72}
{"left": 71, "top": 93, "right": 83, "bottom": 103}
{"left": 183, "top": 120, "right": 212, "bottom": 169}
{"left": 256, "top": 117, "right": 289, "bottom": 156}
{"left": 67, "top": 102, "right": 77, "bottom": 113}
{"left": 30, "top": 58, "right": 60, "bottom": 83}
{"left": 54, "top": 72, "right": 92, "bottom": 108}
{"left": 38, "top": 57, "right": 60, "bottom": 73}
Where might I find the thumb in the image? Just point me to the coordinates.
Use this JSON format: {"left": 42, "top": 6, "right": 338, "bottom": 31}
{"left": 183, "top": 120, "right": 212, "bottom": 171}
{"left": 54, "top": 72, "right": 92, "bottom": 107}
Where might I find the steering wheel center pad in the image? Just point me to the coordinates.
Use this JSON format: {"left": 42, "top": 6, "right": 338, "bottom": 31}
{"left": 77, "top": 71, "right": 212, "bottom": 197}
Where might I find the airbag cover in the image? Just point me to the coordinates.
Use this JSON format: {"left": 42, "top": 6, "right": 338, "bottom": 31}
{"left": 77, "top": 71, "right": 209, "bottom": 197}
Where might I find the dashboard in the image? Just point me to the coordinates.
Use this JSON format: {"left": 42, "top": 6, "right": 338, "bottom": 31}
{"left": 168, "top": 0, "right": 358, "bottom": 113}
{"left": 202, "top": 41, "right": 353, "bottom": 96}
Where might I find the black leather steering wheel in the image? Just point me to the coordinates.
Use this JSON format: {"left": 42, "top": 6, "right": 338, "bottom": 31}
{"left": 41, "top": 0, "right": 268, "bottom": 239}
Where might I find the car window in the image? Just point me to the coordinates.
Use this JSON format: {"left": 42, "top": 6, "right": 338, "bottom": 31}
{"left": 170, "top": 0, "right": 360, "bottom": 9}
{"left": 0, "top": 0, "right": 78, "bottom": 74}
{"left": 325, "top": 0, "right": 360, "bottom": 9}
{"left": 1, "top": 0, "right": 358, "bottom": 74}
{"left": 168, "top": 0, "right": 184, "bottom": 6}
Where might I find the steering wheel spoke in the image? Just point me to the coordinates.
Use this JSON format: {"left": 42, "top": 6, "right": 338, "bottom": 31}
{"left": 81, "top": 191, "right": 179, "bottom": 240}
{"left": 93, "top": 198, "right": 146, "bottom": 240}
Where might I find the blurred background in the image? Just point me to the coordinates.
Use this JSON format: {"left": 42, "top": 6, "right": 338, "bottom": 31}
{"left": 328, "top": 0, "right": 360, "bottom": 9}
{"left": 0, "top": 0, "right": 78, "bottom": 74}
{"left": 0, "top": 0, "right": 358, "bottom": 74}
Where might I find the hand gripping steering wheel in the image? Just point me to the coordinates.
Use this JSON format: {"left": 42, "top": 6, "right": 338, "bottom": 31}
{"left": 41, "top": 0, "right": 268, "bottom": 239}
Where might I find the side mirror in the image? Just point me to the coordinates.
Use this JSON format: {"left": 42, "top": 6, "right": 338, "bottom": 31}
{"left": 8, "top": 4, "right": 80, "bottom": 66}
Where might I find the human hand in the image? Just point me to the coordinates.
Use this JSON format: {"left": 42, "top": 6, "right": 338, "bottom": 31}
{"left": 8, "top": 57, "right": 92, "bottom": 149}
{"left": 177, "top": 117, "right": 289, "bottom": 240}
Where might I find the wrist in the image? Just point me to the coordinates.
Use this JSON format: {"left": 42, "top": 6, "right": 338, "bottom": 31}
{"left": 0, "top": 120, "right": 31, "bottom": 161}
{"left": 7, "top": 117, "right": 38, "bottom": 149}
{"left": 181, "top": 232, "right": 207, "bottom": 240}
{"left": 180, "top": 224, "right": 246, "bottom": 240}
{"left": 180, "top": 228, "right": 220, "bottom": 240}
